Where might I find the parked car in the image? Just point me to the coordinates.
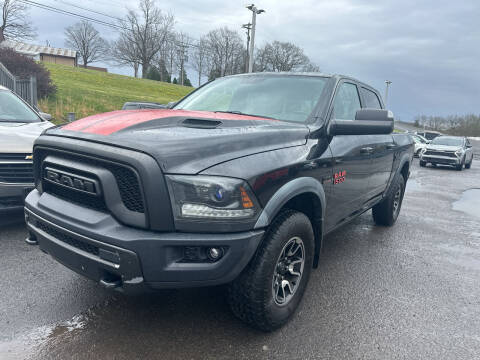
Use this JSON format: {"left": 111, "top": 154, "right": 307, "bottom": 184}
{"left": 0, "top": 86, "right": 54, "bottom": 213}
{"left": 415, "top": 130, "right": 442, "bottom": 141}
{"left": 420, "top": 136, "right": 473, "bottom": 170}
{"left": 122, "top": 102, "right": 166, "bottom": 110}
{"left": 411, "top": 134, "right": 428, "bottom": 157}
{"left": 25, "top": 73, "right": 413, "bottom": 331}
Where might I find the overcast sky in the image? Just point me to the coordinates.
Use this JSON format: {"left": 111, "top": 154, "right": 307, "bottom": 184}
{"left": 28, "top": 0, "right": 479, "bottom": 121}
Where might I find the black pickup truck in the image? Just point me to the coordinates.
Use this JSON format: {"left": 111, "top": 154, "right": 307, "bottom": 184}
{"left": 25, "top": 73, "right": 413, "bottom": 331}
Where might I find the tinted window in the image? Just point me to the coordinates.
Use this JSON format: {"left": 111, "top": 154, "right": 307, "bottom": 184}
{"left": 176, "top": 75, "right": 328, "bottom": 123}
{"left": 361, "top": 88, "right": 382, "bottom": 109}
{"left": 333, "top": 83, "right": 361, "bottom": 120}
{"left": 0, "top": 90, "right": 40, "bottom": 123}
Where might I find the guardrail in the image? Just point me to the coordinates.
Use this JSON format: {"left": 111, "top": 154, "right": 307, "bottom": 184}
{"left": 0, "top": 61, "right": 38, "bottom": 108}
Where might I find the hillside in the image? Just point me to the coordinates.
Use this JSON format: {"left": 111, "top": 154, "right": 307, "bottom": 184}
{"left": 38, "top": 63, "right": 193, "bottom": 123}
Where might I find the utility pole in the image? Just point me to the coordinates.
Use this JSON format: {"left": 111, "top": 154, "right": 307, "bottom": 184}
{"left": 246, "top": 4, "right": 265, "bottom": 73}
{"left": 384, "top": 80, "right": 392, "bottom": 107}
{"left": 242, "top": 23, "right": 252, "bottom": 73}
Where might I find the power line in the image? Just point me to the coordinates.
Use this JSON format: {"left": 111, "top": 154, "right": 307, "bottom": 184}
{"left": 19, "top": 0, "right": 122, "bottom": 29}
{"left": 51, "top": 0, "right": 123, "bottom": 22}
{"left": 21, "top": 0, "right": 201, "bottom": 49}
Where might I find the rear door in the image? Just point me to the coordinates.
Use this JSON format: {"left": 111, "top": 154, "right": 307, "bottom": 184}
{"left": 326, "top": 81, "right": 371, "bottom": 231}
{"left": 359, "top": 87, "right": 395, "bottom": 198}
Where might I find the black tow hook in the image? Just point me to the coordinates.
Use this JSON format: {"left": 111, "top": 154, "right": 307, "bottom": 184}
{"left": 25, "top": 231, "right": 38, "bottom": 245}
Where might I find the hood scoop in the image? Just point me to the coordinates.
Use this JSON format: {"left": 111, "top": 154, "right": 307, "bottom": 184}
{"left": 181, "top": 118, "right": 222, "bottom": 129}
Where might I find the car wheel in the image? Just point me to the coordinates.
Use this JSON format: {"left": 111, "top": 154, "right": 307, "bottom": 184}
{"left": 372, "top": 174, "right": 405, "bottom": 226}
{"left": 419, "top": 160, "right": 426, "bottom": 167}
{"left": 456, "top": 157, "right": 464, "bottom": 171}
{"left": 228, "top": 210, "right": 314, "bottom": 332}
{"left": 465, "top": 158, "right": 472, "bottom": 169}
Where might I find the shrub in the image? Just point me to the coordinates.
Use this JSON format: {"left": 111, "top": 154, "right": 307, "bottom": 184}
{"left": 0, "top": 47, "right": 56, "bottom": 98}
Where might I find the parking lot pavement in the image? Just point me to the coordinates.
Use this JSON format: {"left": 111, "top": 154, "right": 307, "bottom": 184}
{"left": 1, "top": 159, "right": 479, "bottom": 360}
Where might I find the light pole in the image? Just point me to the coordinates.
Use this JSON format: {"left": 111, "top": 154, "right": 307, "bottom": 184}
{"left": 246, "top": 4, "right": 265, "bottom": 73}
{"left": 384, "top": 80, "right": 392, "bottom": 107}
{"left": 242, "top": 23, "right": 252, "bottom": 73}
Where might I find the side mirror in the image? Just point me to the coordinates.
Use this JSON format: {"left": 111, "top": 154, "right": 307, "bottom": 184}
{"left": 328, "top": 109, "right": 394, "bottom": 136}
{"left": 39, "top": 112, "right": 53, "bottom": 121}
{"left": 466, "top": 144, "right": 472, "bottom": 148}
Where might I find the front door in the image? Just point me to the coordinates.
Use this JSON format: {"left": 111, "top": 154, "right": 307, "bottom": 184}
{"left": 325, "top": 81, "right": 371, "bottom": 231}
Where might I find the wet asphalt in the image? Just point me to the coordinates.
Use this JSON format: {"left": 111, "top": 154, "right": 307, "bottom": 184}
{"left": 1, "top": 153, "right": 479, "bottom": 359}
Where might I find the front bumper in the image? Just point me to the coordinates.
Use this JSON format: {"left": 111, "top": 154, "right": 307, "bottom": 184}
{"left": 0, "top": 182, "right": 34, "bottom": 213}
{"left": 420, "top": 155, "right": 461, "bottom": 165}
{"left": 25, "top": 190, "right": 264, "bottom": 291}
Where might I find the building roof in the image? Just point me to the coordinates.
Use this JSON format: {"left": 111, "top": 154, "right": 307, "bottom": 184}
{"left": 1, "top": 40, "right": 77, "bottom": 58}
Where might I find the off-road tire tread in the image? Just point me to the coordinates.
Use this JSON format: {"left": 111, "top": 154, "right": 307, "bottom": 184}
{"left": 372, "top": 174, "right": 405, "bottom": 226}
{"left": 227, "top": 210, "right": 313, "bottom": 332}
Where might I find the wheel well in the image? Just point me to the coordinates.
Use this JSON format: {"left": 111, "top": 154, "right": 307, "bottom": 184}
{"left": 282, "top": 192, "right": 323, "bottom": 268}
{"left": 400, "top": 162, "right": 409, "bottom": 181}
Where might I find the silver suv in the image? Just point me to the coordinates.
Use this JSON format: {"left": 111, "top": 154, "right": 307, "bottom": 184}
{"left": 419, "top": 136, "right": 474, "bottom": 171}
{"left": 0, "top": 86, "right": 54, "bottom": 213}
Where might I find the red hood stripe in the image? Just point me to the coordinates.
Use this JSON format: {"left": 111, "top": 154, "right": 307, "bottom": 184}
{"left": 62, "top": 109, "right": 274, "bottom": 136}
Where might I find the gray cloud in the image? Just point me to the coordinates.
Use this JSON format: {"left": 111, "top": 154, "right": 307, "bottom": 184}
{"left": 27, "top": 0, "right": 480, "bottom": 120}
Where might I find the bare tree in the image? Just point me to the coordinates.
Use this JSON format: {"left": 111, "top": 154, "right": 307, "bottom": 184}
{"left": 203, "top": 27, "right": 245, "bottom": 80}
{"left": 0, "top": 0, "right": 36, "bottom": 42}
{"left": 190, "top": 36, "right": 208, "bottom": 86}
{"left": 116, "top": 0, "right": 174, "bottom": 78}
{"left": 255, "top": 41, "right": 310, "bottom": 72}
{"left": 110, "top": 36, "right": 141, "bottom": 77}
{"left": 65, "top": 21, "right": 108, "bottom": 67}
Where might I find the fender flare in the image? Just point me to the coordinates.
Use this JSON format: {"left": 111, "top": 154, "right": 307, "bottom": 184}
{"left": 395, "top": 153, "right": 412, "bottom": 179}
{"left": 254, "top": 177, "right": 326, "bottom": 267}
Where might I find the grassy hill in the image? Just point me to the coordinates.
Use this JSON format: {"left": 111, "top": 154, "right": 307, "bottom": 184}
{"left": 38, "top": 63, "right": 193, "bottom": 123}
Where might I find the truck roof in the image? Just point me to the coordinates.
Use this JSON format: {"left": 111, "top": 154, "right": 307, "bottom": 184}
{"left": 224, "top": 72, "right": 380, "bottom": 95}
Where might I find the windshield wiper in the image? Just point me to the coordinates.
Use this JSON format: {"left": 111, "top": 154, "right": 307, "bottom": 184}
{"left": 214, "top": 110, "right": 277, "bottom": 120}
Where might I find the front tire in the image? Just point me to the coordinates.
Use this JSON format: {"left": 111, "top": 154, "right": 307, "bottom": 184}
{"left": 465, "top": 158, "right": 472, "bottom": 169}
{"left": 420, "top": 160, "right": 426, "bottom": 167}
{"left": 228, "top": 210, "right": 314, "bottom": 332}
{"left": 372, "top": 174, "right": 405, "bottom": 226}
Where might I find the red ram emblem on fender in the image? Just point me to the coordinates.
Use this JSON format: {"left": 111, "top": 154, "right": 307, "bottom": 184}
{"left": 334, "top": 170, "right": 347, "bottom": 184}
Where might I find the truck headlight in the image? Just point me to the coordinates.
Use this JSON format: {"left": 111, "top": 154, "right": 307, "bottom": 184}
{"left": 165, "top": 175, "right": 260, "bottom": 220}
{"left": 455, "top": 149, "right": 464, "bottom": 157}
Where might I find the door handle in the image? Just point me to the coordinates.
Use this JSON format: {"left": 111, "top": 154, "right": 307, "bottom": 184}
{"left": 360, "top": 147, "right": 374, "bottom": 154}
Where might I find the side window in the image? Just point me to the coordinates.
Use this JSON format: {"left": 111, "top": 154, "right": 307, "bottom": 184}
{"left": 333, "top": 83, "right": 361, "bottom": 120}
{"left": 361, "top": 88, "right": 382, "bottom": 109}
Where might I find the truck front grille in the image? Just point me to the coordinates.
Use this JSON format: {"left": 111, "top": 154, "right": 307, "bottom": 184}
{"left": 0, "top": 154, "right": 34, "bottom": 183}
{"left": 36, "top": 148, "right": 145, "bottom": 214}
{"left": 424, "top": 150, "right": 456, "bottom": 158}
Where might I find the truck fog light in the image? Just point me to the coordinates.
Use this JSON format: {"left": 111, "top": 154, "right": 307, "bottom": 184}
{"left": 207, "top": 247, "right": 224, "bottom": 261}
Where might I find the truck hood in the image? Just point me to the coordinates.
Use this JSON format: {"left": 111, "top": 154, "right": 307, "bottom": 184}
{"left": 0, "top": 121, "right": 54, "bottom": 154}
{"left": 44, "top": 109, "right": 310, "bottom": 174}
{"left": 425, "top": 145, "right": 462, "bottom": 152}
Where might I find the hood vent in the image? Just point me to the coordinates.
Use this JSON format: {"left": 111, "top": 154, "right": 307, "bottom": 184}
{"left": 182, "top": 118, "right": 222, "bottom": 129}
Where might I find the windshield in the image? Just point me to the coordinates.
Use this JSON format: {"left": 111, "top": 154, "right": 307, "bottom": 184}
{"left": 174, "top": 75, "right": 329, "bottom": 123}
{"left": 0, "top": 90, "right": 41, "bottom": 123}
{"left": 431, "top": 137, "right": 463, "bottom": 146}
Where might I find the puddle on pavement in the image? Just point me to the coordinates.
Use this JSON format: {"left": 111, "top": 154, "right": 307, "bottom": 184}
{"left": 0, "top": 314, "right": 87, "bottom": 360}
{"left": 452, "top": 189, "right": 480, "bottom": 219}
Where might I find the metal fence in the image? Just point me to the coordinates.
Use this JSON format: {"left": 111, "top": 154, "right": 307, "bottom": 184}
{"left": 0, "top": 61, "right": 38, "bottom": 108}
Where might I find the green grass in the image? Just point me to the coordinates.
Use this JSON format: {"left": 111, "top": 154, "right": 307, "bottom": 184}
{"left": 38, "top": 63, "right": 193, "bottom": 123}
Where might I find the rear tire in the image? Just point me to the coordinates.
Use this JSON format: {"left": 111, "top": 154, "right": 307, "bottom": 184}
{"left": 420, "top": 160, "right": 426, "bottom": 167}
{"left": 228, "top": 210, "right": 314, "bottom": 332}
{"left": 372, "top": 174, "right": 405, "bottom": 226}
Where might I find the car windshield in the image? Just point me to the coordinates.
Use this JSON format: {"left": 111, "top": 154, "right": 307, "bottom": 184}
{"left": 0, "top": 90, "right": 40, "bottom": 123}
{"left": 431, "top": 137, "right": 463, "bottom": 146}
{"left": 174, "top": 75, "right": 329, "bottom": 123}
